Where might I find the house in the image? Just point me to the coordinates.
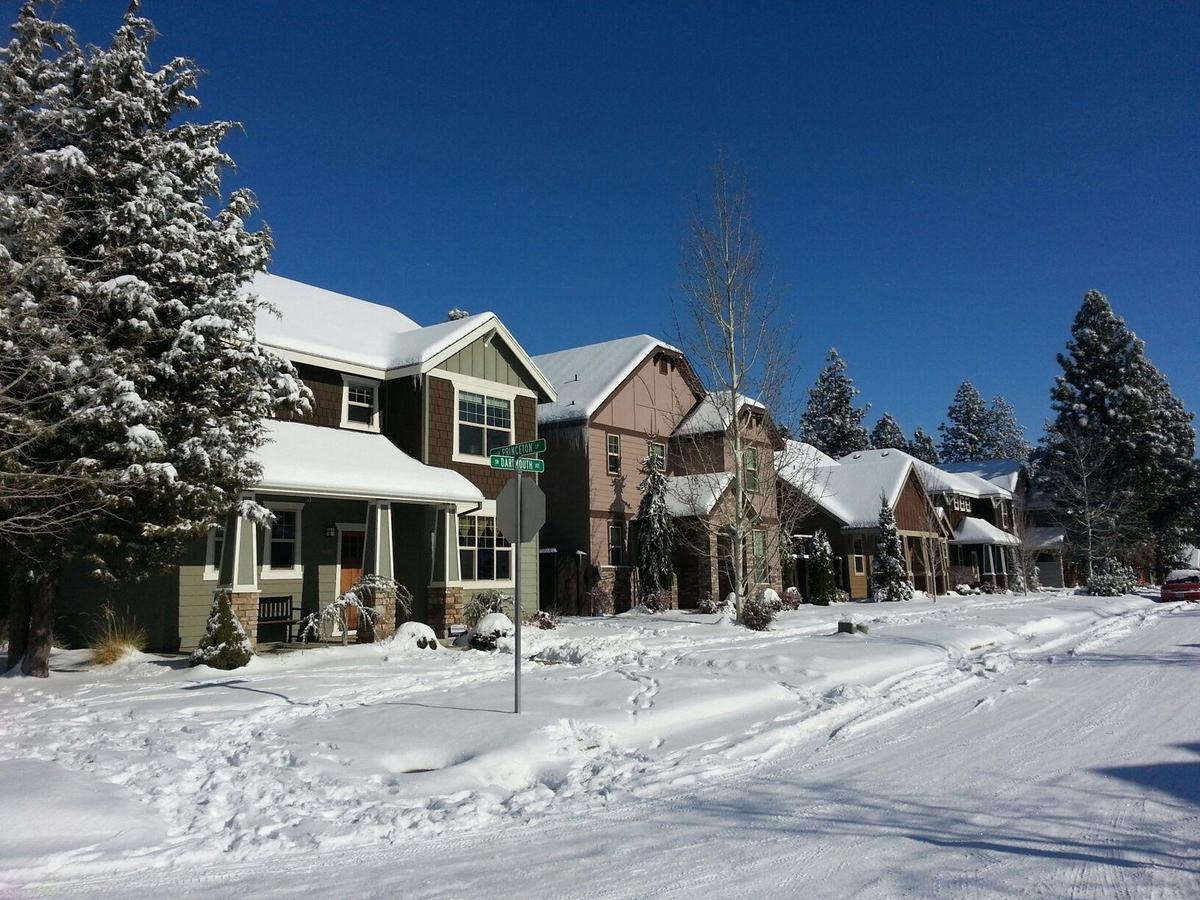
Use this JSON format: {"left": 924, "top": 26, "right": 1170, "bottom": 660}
{"left": 779, "top": 445, "right": 951, "bottom": 599}
{"left": 57, "top": 273, "right": 556, "bottom": 650}
{"left": 533, "top": 335, "right": 706, "bottom": 611}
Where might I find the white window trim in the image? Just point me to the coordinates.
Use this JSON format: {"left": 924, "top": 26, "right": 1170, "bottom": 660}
{"left": 608, "top": 522, "right": 626, "bottom": 567}
{"left": 341, "top": 374, "right": 381, "bottom": 432}
{"left": 607, "top": 434, "right": 621, "bottom": 475}
{"left": 456, "top": 499, "right": 515, "bottom": 589}
{"left": 203, "top": 525, "right": 224, "bottom": 581}
{"left": 260, "top": 502, "right": 304, "bottom": 580}
{"left": 444, "top": 372, "right": 526, "bottom": 466}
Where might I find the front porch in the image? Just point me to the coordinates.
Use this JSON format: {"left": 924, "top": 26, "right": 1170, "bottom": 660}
{"left": 950, "top": 516, "right": 1020, "bottom": 589}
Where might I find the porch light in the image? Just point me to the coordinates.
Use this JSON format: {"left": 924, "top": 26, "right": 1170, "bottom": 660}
{"left": 325, "top": 525, "right": 337, "bottom": 538}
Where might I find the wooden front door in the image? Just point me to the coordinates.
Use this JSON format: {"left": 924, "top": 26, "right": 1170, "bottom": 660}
{"left": 339, "top": 529, "right": 365, "bottom": 631}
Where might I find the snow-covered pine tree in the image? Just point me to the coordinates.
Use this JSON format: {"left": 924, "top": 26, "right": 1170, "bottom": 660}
{"left": 872, "top": 497, "right": 913, "bottom": 601}
{"left": 635, "top": 451, "right": 675, "bottom": 599}
{"left": 809, "top": 529, "right": 837, "bottom": 605}
{"left": 1, "top": 4, "right": 310, "bottom": 676}
{"left": 987, "top": 395, "right": 1030, "bottom": 460}
{"left": 190, "top": 590, "right": 253, "bottom": 669}
{"left": 1039, "top": 290, "right": 1197, "bottom": 578}
{"left": 870, "top": 413, "right": 908, "bottom": 452}
{"left": 800, "top": 349, "right": 871, "bottom": 458}
{"left": 908, "top": 427, "right": 941, "bottom": 465}
{"left": 938, "top": 381, "right": 991, "bottom": 462}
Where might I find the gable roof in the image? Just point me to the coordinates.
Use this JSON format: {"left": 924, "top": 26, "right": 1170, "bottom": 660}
{"left": 840, "top": 448, "right": 1010, "bottom": 499}
{"left": 778, "top": 447, "right": 914, "bottom": 529}
{"left": 939, "top": 459, "right": 1025, "bottom": 494}
{"left": 672, "top": 390, "right": 768, "bottom": 437}
{"left": 951, "top": 516, "right": 1020, "bottom": 546}
{"left": 532, "top": 334, "right": 698, "bottom": 425}
{"left": 250, "top": 272, "right": 556, "bottom": 400}
{"left": 664, "top": 472, "right": 734, "bottom": 518}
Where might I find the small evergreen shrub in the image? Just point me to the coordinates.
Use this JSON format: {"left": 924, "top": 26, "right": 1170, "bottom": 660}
{"left": 584, "top": 584, "right": 614, "bottom": 617}
{"left": 641, "top": 589, "right": 674, "bottom": 613}
{"left": 759, "top": 587, "right": 783, "bottom": 611}
{"left": 531, "top": 609, "right": 559, "bottom": 630}
{"left": 464, "top": 589, "right": 513, "bottom": 627}
{"left": 1088, "top": 557, "right": 1137, "bottom": 596}
{"left": 781, "top": 587, "right": 803, "bottom": 610}
{"left": 834, "top": 589, "right": 850, "bottom": 604}
{"left": 695, "top": 592, "right": 726, "bottom": 614}
{"left": 89, "top": 603, "right": 148, "bottom": 665}
{"left": 469, "top": 612, "right": 514, "bottom": 651}
{"left": 741, "top": 591, "right": 776, "bottom": 631}
{"left": 980, "top": 581, "right": 1000, "bottom": 595}
{"left": 191, "top": 591, "right": 253, "bottom": 670}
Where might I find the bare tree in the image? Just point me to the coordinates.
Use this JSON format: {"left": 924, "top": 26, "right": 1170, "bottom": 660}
{"left": 671, "top": 153, "right": 818, "bottom": 620}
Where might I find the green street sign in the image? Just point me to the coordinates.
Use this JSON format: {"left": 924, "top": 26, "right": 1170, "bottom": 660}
{"left": 489, "top": 455, "right": 545, "bottom": 473}
{"left": 492, "top": 438, "right": 546, "bottom": 458}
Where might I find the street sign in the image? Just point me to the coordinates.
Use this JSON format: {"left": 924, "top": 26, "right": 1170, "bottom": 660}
{"left": 496, "top": 478, "right": 546, "bottom": 543}
{"left": 491, "top": 438, "right": 546, "bottom": 458}
{"left": 489, "top": 455, "right": 545, "bottom": 473}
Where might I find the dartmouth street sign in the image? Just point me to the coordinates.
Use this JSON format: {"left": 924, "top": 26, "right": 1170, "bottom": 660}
{"left": 489, "top": 455, "right": 545, "bottom": 473}
{"left": 489, "top": 441, "right": 547, "bottom": 460}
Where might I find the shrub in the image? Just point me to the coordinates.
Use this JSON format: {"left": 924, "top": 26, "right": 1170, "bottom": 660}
{"left": 759, "top": 588, "right": 783, "bottom": 611}
{"left": 584, "top": 584, "right": 614, "bottom": 617}
{"left": 389, "top": 621, "right": 439, "bottom": 651}
{"left": 464, "top": 589, "right": 513, "bottom": 627}
{"left": 781, "top": 587, "right": 803, "bottom": 610}
{"left": 980, "top": 581, "right": 1000, "bottom": 595}
{"left": 88, "top": 603, "right": 149, "bottom": 666}
{"left": 531, "top": 609, "right": 559, "bottom": 630}
{"left": 741, "top": 592, "right": 776, "bottom": 631}
{"left": 190, "top": 591, "right": 253, "bottom": 670}
{"left": 1088, "top": 557, "right": 1137, "bottom": 596}
{"left": 695, "top": 592, "right": 719, "bottom": 614}
{"left": 469, "top": 612, "right": 514, "bottom": 651}
{"left": 955, "top": 583, "right": 973, "bottom": 595}
{"left": 641, "top": 589, "right": 674, "bottom": 613}
{"left": 834, "top": 589, "right": 850, "bottom": 604}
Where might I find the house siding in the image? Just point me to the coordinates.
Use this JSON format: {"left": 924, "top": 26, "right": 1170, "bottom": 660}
{"left": 438, "top": 334, "right": 534, "bottom": 388}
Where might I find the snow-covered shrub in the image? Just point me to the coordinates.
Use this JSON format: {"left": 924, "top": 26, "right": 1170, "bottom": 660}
{"left": 695, "top": 592, "right": 719, "bottom": 614}
{"left": 809, "top": 530, "right": 838, "bottom": 605}
{"left": 872, "top": 499, "right": 913, "bottom": 602}
{"left": 1014, "top": 566, "right": 1042, "bottom": 594}
{"left": 469, "top": 612, "right": 514, "bottom": 651}
{"left": 759, "top": 588, "right": 783, "bottom": 611}
{"left": 1088, "top": 557, "right": 1137, "bottom": 596}
{"left": 834, "top": 589, "right": 850, "bottom": 604}
{"left": 191, "top": 591, "right": 252, "bottom": 670}
{"left": 640, "top": 590, "right": 674, "bottom": 613}
{"left": 531, "top": 609, "right": 559, "bottom": 630}
{"left": 741, "top": 592, "right": 776, "bottom": 631}
{"left": 388, "top": 621, "right": 439, "bottom": 651}
{"left": 584, "top": 584, "right": 614, "bottom": 617}
{"left": 88, "top": 603, "right": 148, "bottom": 666}
{"left": 322, "top": 589, "right": 379, "bottom": 646}
{"left": 781, "top": 587, "right": 803, "bottom": 610}
{"left": 955, "top": 584, "right": 973, "bottom": 595}
{"left": 464, "top": 589, "right": 513, "bottom": 627}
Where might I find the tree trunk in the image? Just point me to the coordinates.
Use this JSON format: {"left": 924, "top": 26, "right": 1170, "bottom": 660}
{"left": 6, "top": 571, "right": 31, "bottom": 671}
{"left": 21, "top": 569, "right": 57, "bottom": 678}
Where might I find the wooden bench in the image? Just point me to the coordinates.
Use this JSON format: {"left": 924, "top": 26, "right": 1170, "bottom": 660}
{"left": 258, "top": 596, "right": 305, "bottom": 644}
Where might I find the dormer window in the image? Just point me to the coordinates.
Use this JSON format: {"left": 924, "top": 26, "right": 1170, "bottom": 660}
{"left": 342, "top": 376, "right": 380, "bottom": 432}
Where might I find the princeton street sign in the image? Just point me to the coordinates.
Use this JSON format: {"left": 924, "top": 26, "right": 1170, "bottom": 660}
{"left": 491, "top": 438, "right": 546, "bottom": 458}
{"left": 489, "top": 455, "right": 545, "bottom": 473}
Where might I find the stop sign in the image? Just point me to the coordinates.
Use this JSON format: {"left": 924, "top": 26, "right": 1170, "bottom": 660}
{"left": 496, "top": 477, "right": 546, "bottom": 543}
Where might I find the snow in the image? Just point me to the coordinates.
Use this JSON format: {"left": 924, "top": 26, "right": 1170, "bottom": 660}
{"left": 844, "top": 448, "right": 1010, "bottom": 499}
{"left": 253, "top": 419, "right": 483, "bottom": 504}
{"left": 952, "top": 516, "right": 1021, "bottom": 546}
{"left": 672, "top": 390, "right": 765, "bottom": 436}
{"left": 664, "top": 472, "right": 733, "bottom": 517}
{"left": 533, "top": 334, "right": 680, "bottom": 425}
{"left": 784, "top": 449, "right": 914, "bottom": 528}
{"left": 939, "top": 458, "right": 1025, "bottom": 493}
{"left": 1180, "top": 545, "right": 1200, "bottom": 569}
{"left": 4, "top": 590, "right": 1196, "bottom": 899}
{"left": 1026, "top": 525, "right": 1066, "bottom": 550}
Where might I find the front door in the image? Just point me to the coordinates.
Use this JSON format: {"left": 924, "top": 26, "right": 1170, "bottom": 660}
{"left": 339, "top": 529, "right": 365, "bottom": 631}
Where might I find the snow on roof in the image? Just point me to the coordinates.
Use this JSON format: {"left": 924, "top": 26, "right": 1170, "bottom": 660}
{"left": 673, "top": 391, "right": 766, "bottom": 437}
{"left": 1026, "top": 526, "right": 1065, "bottom": 550}
{"left": 939, "top": 459, "right": 1025, "bottom": 493}
{"left": 533, "top": 335, "right": 681, "bottom": 425}
{"left": 782, "top": 449, "right": 914, "bottom": 528}
{"left": 1179, "top": 545, "right": 1200, "bottom": 570}
{"left": 665, "top": 472, "right": 733, "bottom": 518}
{"left": 840, "top": 449, "right": 1010, "bottom": 500}
{"left": 775, "top": 440, "right": 839, "bottom": 483}
{"left": 951, "top": 516, "right": 1020, "bottom": 546}
{"left": 253, "top": 420, "right": 483, "bottom": 505}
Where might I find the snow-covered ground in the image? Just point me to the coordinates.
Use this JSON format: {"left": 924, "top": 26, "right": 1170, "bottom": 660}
{"left": 3, "top": 591, "right": 1199, "bottom": 898}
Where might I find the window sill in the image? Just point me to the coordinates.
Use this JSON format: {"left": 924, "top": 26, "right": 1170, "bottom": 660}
{"left": 340, "top": 420, "right": 380, "bottom": 433}
{"left": 260, "top": 567, "right": 304, "bottom": 581}
{"left": 453, "top": 451, "right": 497, "bottom": 466}
{"left": 462, "top": 579, "right": 515, "bottom": 590}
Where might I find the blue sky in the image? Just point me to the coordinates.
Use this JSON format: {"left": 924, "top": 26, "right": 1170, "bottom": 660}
{"left": 63, "top": 1, "right": 1198, "bottom": 440}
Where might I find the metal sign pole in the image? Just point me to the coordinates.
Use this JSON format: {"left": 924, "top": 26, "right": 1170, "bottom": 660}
{"left": 514, "top": 465, "right": 522, "bottom": 714}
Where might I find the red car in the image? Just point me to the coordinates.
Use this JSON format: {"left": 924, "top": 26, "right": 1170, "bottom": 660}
{"left": 1160, "top": 569, "right": 1200, "bottom": 602}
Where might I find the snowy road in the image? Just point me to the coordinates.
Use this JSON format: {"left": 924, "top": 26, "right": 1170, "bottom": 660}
{"left": 8, "top": 595, "right": 1200, "bottom": 898}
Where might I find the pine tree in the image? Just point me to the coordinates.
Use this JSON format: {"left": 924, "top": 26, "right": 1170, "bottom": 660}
{"left": 987, "top": 395, "right": 1030, "bottom": 460}
{"left": 800, "top": 348, "right": 870, "bottom": 458}
{"left": 939, "top": 381, "right": 991, "bottom": 462}
{"left": 908, "top": 427, "right": 941, "bottom": 465}
{"left": 1, "top": 4, "right": 310, "bottom": 676}
{"left": 635, "top": 452, "right": 675, "bottom": 598}
{"left": 872, "top": 498, "right": 913, "bottom": 601}
{"left": 190, "top": 590, "right": 253, "bottom": 669}
{"left": 809, "top": 530, "right": 837, "bottom": 605}
{"left": 870, "top": 413, "right": 908, "bottom": 452}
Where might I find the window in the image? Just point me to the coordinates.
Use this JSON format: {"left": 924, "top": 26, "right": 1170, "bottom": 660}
{"left": 607, "top": 434, "right": 621, "bottom": 475}
{"left": 752, "top": 530, "right": 768, "bottom": 583}
{"left": 264, "top": 508, "right": 300, "bottom": 573}
{"left": 853, "top": 536, "right": 865, "bottom": 575}
{"left": 458, "top": 514, "right": 512, "bottom": 583}
{"left": 609, "top": 523, "right": 625, "bottom": 566}
{"left": 648, "top": 441, "right": 666, "bottom": 465}
{"left": 204, "top": 524, "right": 226, "bottom": 579}
{"left": 341, "top": 377, "right": 380, "bottom": 431}
{"left": 458, "top": 391, "right": 511, "bottom": 457}
{"left": 743, "top": 447, "right": 759, "bottom": 492}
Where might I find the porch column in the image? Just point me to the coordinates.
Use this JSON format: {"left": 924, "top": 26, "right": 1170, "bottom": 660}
{"left": 985, "top": 545, "right": 996, "bottom": 585}
{"left": 998, "top": 544, "right": 1009, "bottom": 587}
{"left": 217, "top": 498, "right": 261, "bottom": 648}
{"left": 357, "top": 501, "right": 397, "bottom": 642}
{"left": 427, "top": 505, "right": 464, "bottom": 638}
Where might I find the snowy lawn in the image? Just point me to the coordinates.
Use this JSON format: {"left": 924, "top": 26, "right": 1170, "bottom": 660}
{"left": 0, "top": 590, "right": 1186, "bottom": 894}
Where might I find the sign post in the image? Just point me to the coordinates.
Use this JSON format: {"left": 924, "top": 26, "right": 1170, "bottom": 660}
{"left": 492, "top": 440, "right": 548, "bottom": 714}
